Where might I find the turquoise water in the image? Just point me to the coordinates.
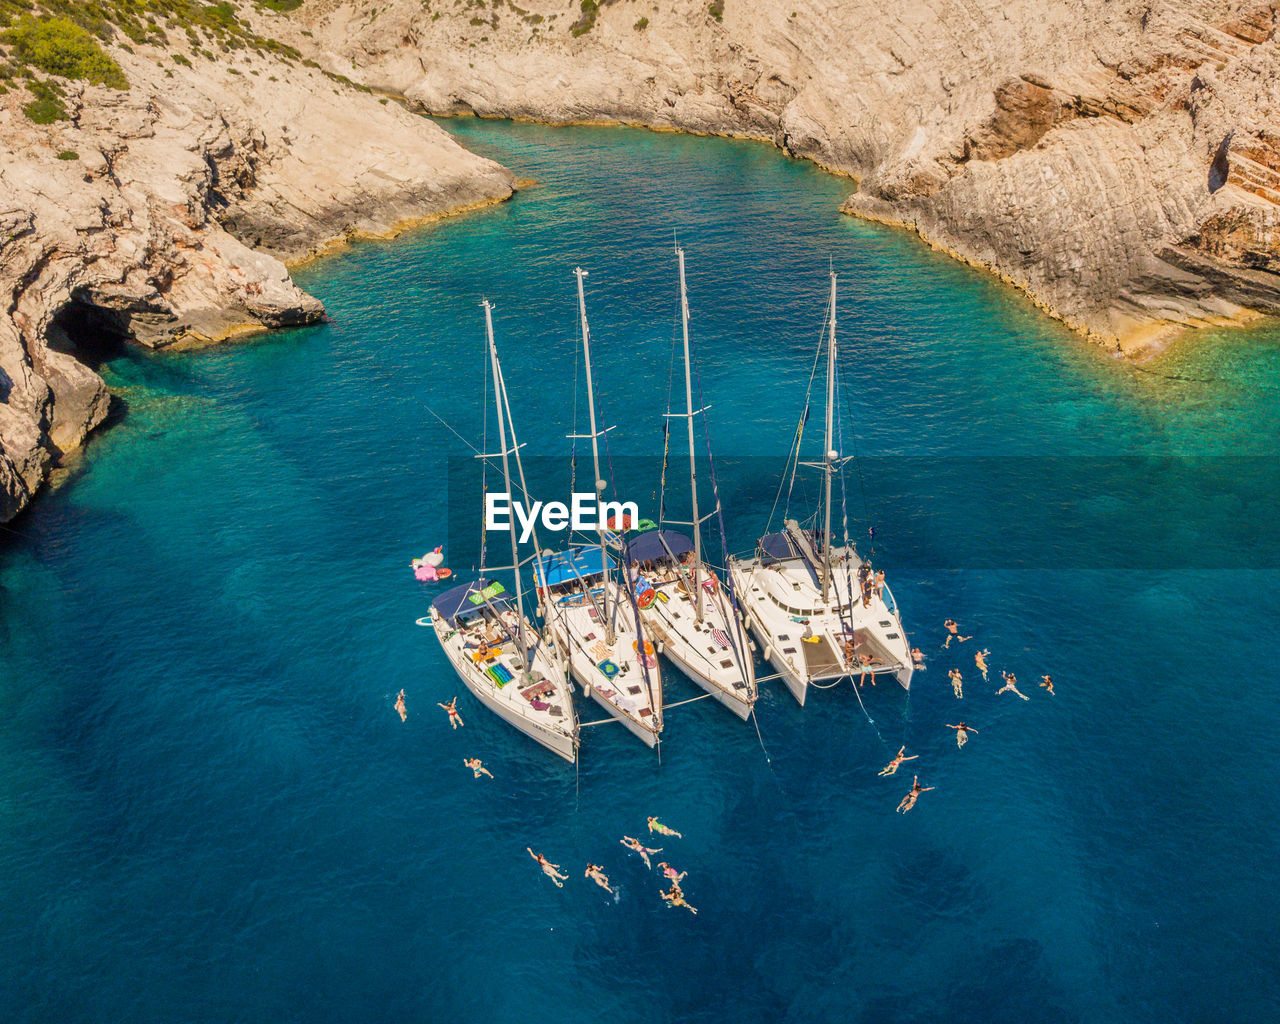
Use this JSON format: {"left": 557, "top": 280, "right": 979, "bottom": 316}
{"left": 2, "top": 119, "right": 1279, "bottom": 1022}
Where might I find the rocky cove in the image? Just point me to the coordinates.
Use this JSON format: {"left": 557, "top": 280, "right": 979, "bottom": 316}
{"left": 3, "top": 0, "right": 1280, "bottom": 521}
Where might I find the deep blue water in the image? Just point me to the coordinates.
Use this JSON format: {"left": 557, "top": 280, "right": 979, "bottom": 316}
{"left": 3, "top": 120, "right": 1279, "bottom": 1023}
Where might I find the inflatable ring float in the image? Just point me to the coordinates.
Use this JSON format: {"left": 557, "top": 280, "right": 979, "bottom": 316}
{"left": 634, "top": 639, "right": 656, "bottom": 658}
{"left": 637, "top": 588, "right": 657, "bottom": 609}
{"left": 436, "top": 567, "right": 452, "bottom": 579}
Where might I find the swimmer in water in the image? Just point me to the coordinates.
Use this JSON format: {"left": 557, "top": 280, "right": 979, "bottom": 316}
{"left": 656, "top": 862, "right": 686, "bottom": 885}
{"left": 948, "top": 667, "right": 963, "bottom": 699}
{"left": 911, "top": 647, "right": 927, "bottom": 670}
{"left": 943, "top": 619, "right": 972, "bottom": 648}
{"left": 437, "top": 697, "right": 464, "bottom": 728}
{"left": 945, "top": 722, "right": 977, "bottom": 749}
{"left": 394, "top": 689, "right": 407, "bottom": 722}
{"left": 620, "top": 835, "right": 661, "bottom": 869}
{"left": 996, "top": 671, "right": 1030, "bottom": 700}
{"left": 896, "top": 775, "right": 934, "bottom": 814}
{"left": 527, "top": 848, "right": 568, "bottom": 887}
{"left": 464, "top": 757, "right": 492, "bottom": 779}
{"left": 661, "top": 882, "right": 698, "bottom": 915}
{"left": 585, "top": 863, "right": 614, "bottom": 895}
{"left": 878, "top": 746, "right": 918, "bottom": 776}
{"left": 1040, "top": 674, "right": 1055, "bottom": 696}
{"left": 974, "top": 648, "right": 990, "bottom": 682}
{"left": 647, "top": 816, "right": 682, "bottom": 838}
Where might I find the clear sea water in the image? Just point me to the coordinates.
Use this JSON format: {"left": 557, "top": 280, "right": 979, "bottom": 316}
{"left": 2, "top": 119, "right": 1279, "bottom": 1023}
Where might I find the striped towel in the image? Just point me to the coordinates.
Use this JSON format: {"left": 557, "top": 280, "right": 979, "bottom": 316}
{"left": 711, "top": 628, "right": 731, "bottom": 650}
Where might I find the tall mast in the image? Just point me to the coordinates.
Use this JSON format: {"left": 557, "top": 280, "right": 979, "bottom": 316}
{"left": 821, "top": 272, "right": 837, "bottom": 603}
{"left": 677, "top": 248, "right": 705, "bottom": 622}
{"left": 483, "top": 300, "right": 530, "bottom": 671}
{"left": 574, "top": 268, "right": 613, "bottom": 642}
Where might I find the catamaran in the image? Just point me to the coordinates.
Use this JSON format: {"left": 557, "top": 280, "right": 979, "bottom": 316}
{"left": 628, "top": 248, "right": 757, "bottom": 719}
{"left": 728, "top": 272, "right": 913, "bottom": 705}
{"left": 429, "top": 301, "right": 579, "bottom": 762}
{"left": 535, "top": 269, "right": 665, "bottom": 749}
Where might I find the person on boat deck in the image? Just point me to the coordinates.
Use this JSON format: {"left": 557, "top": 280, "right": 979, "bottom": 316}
{"left": 438, "top": 697, "right": 465, "bottom": 728}
{"left": 656, "top": 862, "right": 686, "bottom": 884}
{"left": 585, "top": 863, "right": 614, "bottom": 894}
{"left": 621, "top": 835, "right": 662, "bottom": 869}
{"left": 943, "top": 619, "right": 972, "bottom": 648}
{"left": 843, "top": 638, "right": 857, "bottom": 667}
{"left": 946, "top": 722, "right": 978, "bottom": 749}
{"left": 527, "top": 848, "right": 569, "bottom": 887}
{"left": 948, "top": 668, "right": 963, "bottom": 699}
{"left": 394, "top": 688, "right": 407, "bottom": 722}
{"left": 878, "top": 746, "right": 917, "bottom": 776}
{"left": 861, "top": 575, "right": 874, "bottom": 608}
{"left": 874, "top": 569, "right": 885, "bottom": 598}
{"left": 647, "top": 816, "right": 682, "bottom": 838}
{"left": 996, "top": 671, "right": 1030, "bottom": 701}
{"left": 896, "top": 775, "right": 934, "bottom": 814}
{"left": 1040, "top": 674, "right": 1055, "bottom": 696}
{"left": 661, "top": 882, "right": 697, "bottom": 915}
{"left": 464, "top": 757, "right": 493, "bottom": 779}
{"left": 857, "top": 652, "right": 875, "bottom": 688}
{"left": 974, "top": 648, "right": 990, "bottom": 682}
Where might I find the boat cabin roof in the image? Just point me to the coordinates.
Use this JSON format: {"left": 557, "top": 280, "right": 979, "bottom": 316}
{"left": 431, "top": 579, "right": 512, "bottom": 624}
{"left": 626, "top": 529, "right": 694, "bottom": 564}
{"left": 535, "top": 546, "right": 606, "bottom": 588}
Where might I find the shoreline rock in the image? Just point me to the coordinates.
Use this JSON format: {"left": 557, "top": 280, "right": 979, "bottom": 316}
{"left": 0, "top": 27, "right": 516, "bottom": 522}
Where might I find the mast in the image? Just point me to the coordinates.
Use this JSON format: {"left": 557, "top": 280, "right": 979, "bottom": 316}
{"left": 677, "top": 248, "right": 705, "bottom": 622}
{"left": 483, "top": 300, "right": 530, "bottom": 672}
{"left": 574, "top": 267, "right": 613, "bottom": 643}
{"left": 821, "top": 272, "right": 837, "bottom": 603}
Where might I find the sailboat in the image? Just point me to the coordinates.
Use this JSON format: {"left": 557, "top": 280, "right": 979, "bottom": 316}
{"left": 429, "top": 300, "right": 579, "bottom": 762}
{"left": 535, "top": 268, "right": 665, "bottom": 748}
{"left": 629, "top": 247, "right": 757, "bottom": 719}
{"left": 728, "top": 272, "right": 913, "bottom": 705}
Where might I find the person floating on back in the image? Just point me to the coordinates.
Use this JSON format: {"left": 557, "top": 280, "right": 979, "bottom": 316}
{"left": 896, "top": 775, "right": 934, "bottom": 814}
{"left": 585, "top": 863, "right": 614, "bottom": 894}
{"left": 948, "top": 667, "right": 963, "bottom": 699}
{"left": 878, "top": 746, "right": 918, "bottom": 777}
{"left": 464, "top": 757, "right": 493, "bottom": 779}
{"left": 946, "top": 722, "right": 978, "bottom": 749}
{"left": 527, "top": 848, "right": 568, "bottom": 887}
{"left": 438, "top": 697, "right": 464, "bottom": 728}
{"left": 394, "top": 689, "right": 407, "bottom": 722}
{"left": 943, "top": 619, "right": 972, "bottom": 648}
{"left": 620, "top": 835, "right": 662, "bottom": 869}
{"left": 974, "top": 648, "right": 990, "bottom": 682}
{"left": 996, "top": 671, "right": 1029, "bottom": 701}
{"left": 648, "top": 816, "right": 682, "bottom": 838}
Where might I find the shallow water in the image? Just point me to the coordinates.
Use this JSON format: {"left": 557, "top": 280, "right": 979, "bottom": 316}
{"left": 2, "top": 119, "right": 1278, "bottom": 1023}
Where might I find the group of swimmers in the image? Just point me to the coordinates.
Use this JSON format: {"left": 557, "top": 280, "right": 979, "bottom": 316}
{"left": 880, "top": 619, "right": 1059, "bottom": 811}
{"left": 528, "top": 816, "right": 697, "bottom": 913}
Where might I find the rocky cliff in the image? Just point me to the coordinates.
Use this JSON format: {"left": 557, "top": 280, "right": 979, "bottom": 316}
{"left": 285, "top": 0, "right": 1280, "bottom": 354}
{"left": 0, "top": 5, "right": 515, "bottom": 521}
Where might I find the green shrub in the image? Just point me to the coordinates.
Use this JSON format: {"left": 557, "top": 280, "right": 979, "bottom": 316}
{"left": 633, "top": 16, "right": 647, "bottom": 29}
{"left": 56, "top": 148, "right": 78, "bottom": 159}
{"left": 570, "top": 0, "right": 597, "bottom": 36}
{"left": 709, "top": 0, "right": 723, "bottom": 21}
{"left": 2, "top": 16, "right": 128, "bottom": 88}
{"left": 256, "top": 0, "right": 305, "bottom": 11}
{"left": 172, "top": 51, "right": 191, "bottom": 66}
{"left": 22, "top": 79, "right": 67, "bottom": 122}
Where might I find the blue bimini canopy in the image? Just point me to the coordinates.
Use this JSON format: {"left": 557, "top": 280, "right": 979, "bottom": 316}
{"left": 431, "top": 579, "right": 511, "bottom": 624}
{"left": 627, "top": 529, "right": 694, "bottom": 565}
{"left": 534, "top": 546, "right": 607, "bottom": 588}
{"left": 759, "top": 532, "right": 799, "bottom": 564}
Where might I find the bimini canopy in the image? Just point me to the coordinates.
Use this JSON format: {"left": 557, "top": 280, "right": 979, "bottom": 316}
{"left": 431, "top": 578, "right": 511, "bottom": 624}
{"left": 759, "top": 532, "right": 799, "bottom": 564}
{"left": 534, "top": 546, "right": 607, "bottom": 588}
{"left": 627, "top": 529, "right": 694, "bottom": 564}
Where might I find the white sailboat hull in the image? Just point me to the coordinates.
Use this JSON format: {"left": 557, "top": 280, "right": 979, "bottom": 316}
{"left": 431, "top": 609, "right": 579, "bottom": 762}
{"left": 543, "top": 581, "right": 663, "bottom": 748}
{"left": 637, "top": 565, "right": 756, "bottom": 720}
